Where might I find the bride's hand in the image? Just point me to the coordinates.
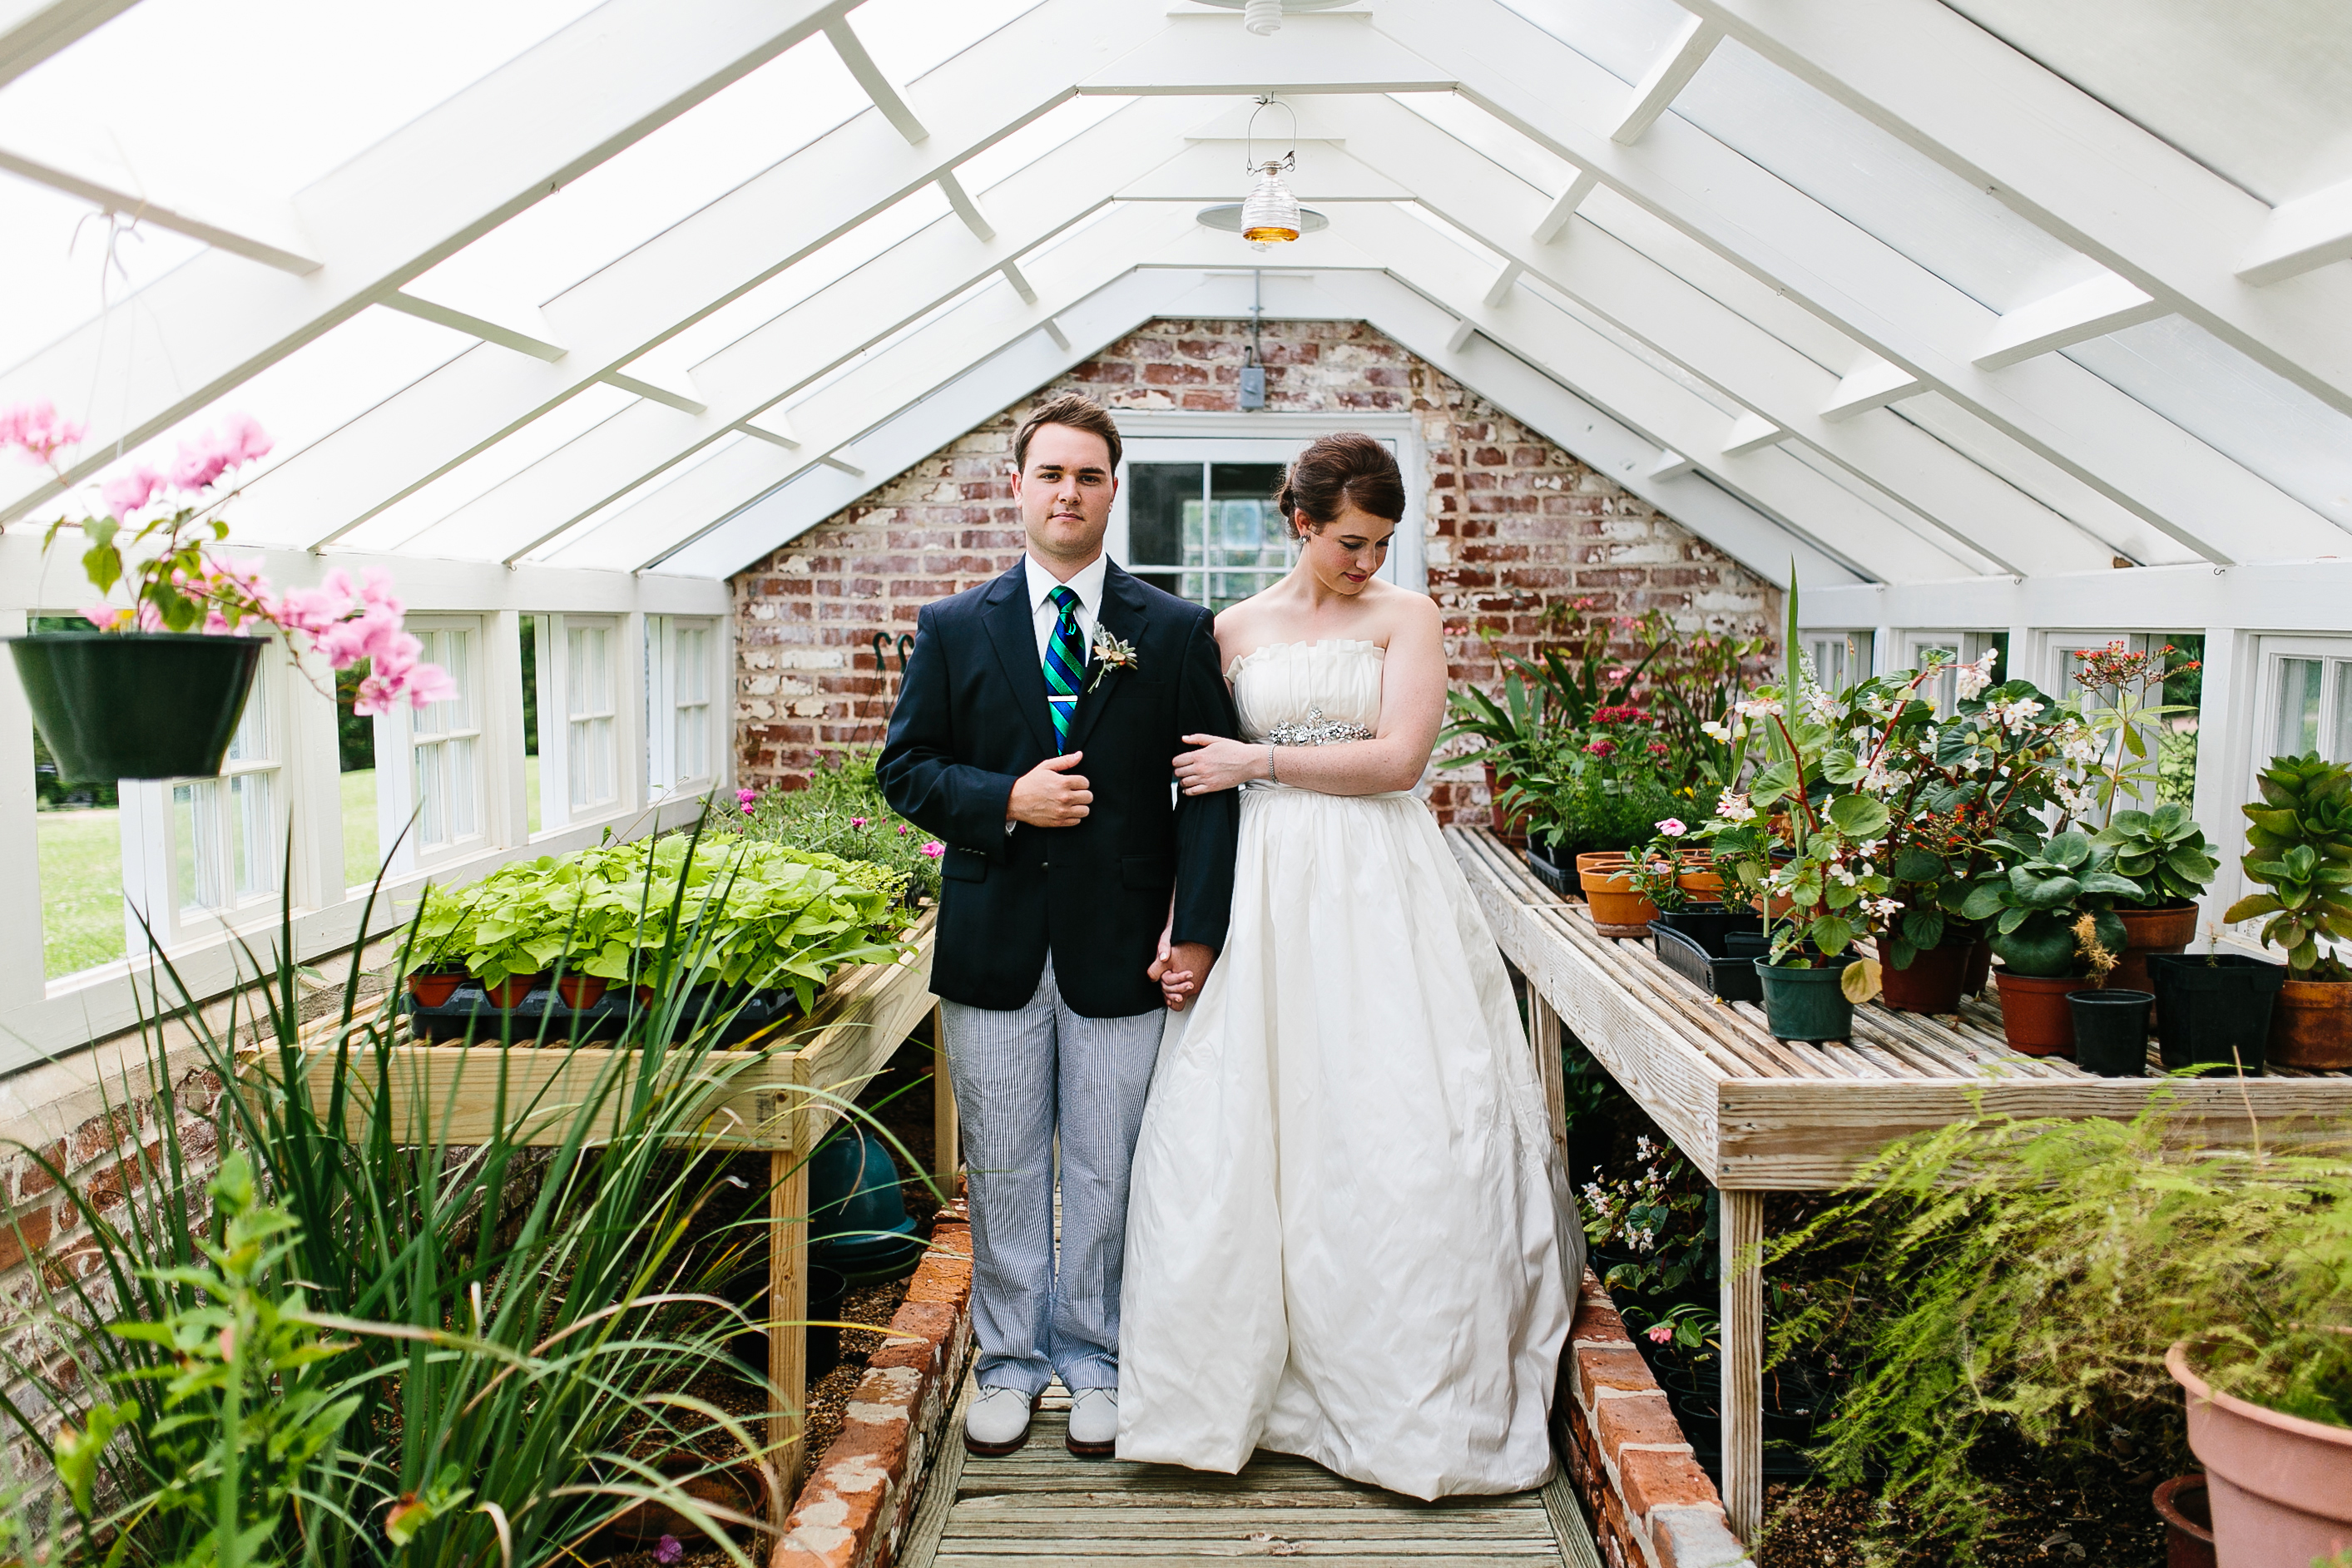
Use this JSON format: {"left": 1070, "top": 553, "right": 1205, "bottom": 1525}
{"left": 1173, "top": 734, "right": 1268, "bottom": 795}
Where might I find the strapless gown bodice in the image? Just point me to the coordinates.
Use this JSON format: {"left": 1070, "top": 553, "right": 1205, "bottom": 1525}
{"left": 1227, "top": 638, "right": 1385, "bottom": 750}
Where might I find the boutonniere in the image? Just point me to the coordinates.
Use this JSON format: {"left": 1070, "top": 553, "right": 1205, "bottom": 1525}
{"left": 1088, "top": 627, "right": 1139, "bottom": 691}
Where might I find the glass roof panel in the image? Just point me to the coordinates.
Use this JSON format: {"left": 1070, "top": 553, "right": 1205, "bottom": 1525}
{"left": 0, "top": 0, "right": 605, "bottom": 200}
{"left": 1493, "top": 0, "right": 1695, "bottom": 86}
{"left": 1668, "top": 40, "right": 2107, "bottom": 315}
{"left": 2062, "top": 317, "right": 2352, "bottom": 536}
{"left": 0, "top": 179, "right": 206, "bottom": 373}
{"left": 1947, "top": 0, "right": 2352, "bottom": 204}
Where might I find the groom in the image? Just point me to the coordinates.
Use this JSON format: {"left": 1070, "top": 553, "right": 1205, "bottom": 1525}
{"left": 879, "top": 392, "right": 1240, "bottom": 1459}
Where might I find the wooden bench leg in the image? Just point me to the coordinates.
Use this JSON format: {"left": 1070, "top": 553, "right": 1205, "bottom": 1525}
{"left": 931, "top": 1002, "right": 959, "bottom": 1200}
{"left": 1529, "top": 989, "right": 1567, "bottom": 1160}
{"left": 769, "top": 1149, "right": 810, "bottom": 1518}
{"left": 1720, "top": 1190, "right": 1764, "bottom": 1545}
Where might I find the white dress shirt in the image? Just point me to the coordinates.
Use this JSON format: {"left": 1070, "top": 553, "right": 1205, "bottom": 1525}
{"left": 1025, "top": 551, "right": 1107, "bottom": 663}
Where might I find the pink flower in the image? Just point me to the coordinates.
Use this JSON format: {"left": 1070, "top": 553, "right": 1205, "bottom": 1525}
{"left": 1656, "top": 818, "right": 1687, "bottom": 838}
{"left": 920, "top": 841, "right": 944, "bottom": 859}
{"left": 0, "top": 399, "right": 87, "bottom": 464}
{"left": 736, "top": 788, "right": 757, "bottom": 807}
{"left": 1584, "top": 737, "right": 1617, "bottom": 758}
{"left": 81, "top": 605, "right": 126, "bottom": 631}
{"left": 167, "top": 413, "right": 274, "bottom": 492}
{"left": 102, "top": 465, "right": 167, "bottom": 516}
{"left": 655, "top": 1536, "right": 682, "bottom": 1566}
{"left": 1646, "top": 1324, "right": 1671, "bottom": 1345}
{"left": 897, "top": 824, "right": 909, "bottom": 835}
{"left": 849, "top": 817, "right": 869, "bottom": 829}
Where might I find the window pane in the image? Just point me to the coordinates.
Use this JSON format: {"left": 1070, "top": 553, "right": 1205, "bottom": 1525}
{"left": 2336, "top": 662, "right": 2352, "bottom": 764}
{"left": 229, "top": 772, "right": 275, "bottom": 901}
{"left": 1126, "top": 462, "right": 1202, "bottom": 598}
{"left": 2278, "top": 658, "right": 2324, "bottom": 755}
{"left": 449, "top": 737, "right": 478, "bottom": 838}
{"left": 175, "top": 782, "right": 221, "bottom": 913}
{"left": 413, "top": 739, "right": 445, "bottom": 848}
{"left": 677, "top": 626, "right": 709, "bottom": 705}
{"left": 1914, "top": 644, "right": 1959, "bottom": 718}
{"left": 337, "top": 661, "right": 380, "bottom": 888}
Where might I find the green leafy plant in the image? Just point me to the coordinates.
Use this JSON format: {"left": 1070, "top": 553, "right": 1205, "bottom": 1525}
{"left": 2224, "top": 752, "right": 2352, "bottom": 980}
{"left": 1623, "top": 1301, "right": 1721, "bottom": 1361}
{"left": 1959, "top": 827, "right": 2134, "bottom": 977}
{"left": 1580, "top": 1135, "right": 1713, "bottom": 1298}
{"left": 730, "top": 751, "right": 943, "bottom": 904}
{"left": 2092, "top": 803, "right": 2220, "bottom": 908}
{"left": 2065, "top": 639, "right": 2202, "bottom": 825}
{"left": 1623, "top": 819, "right": 1697, "bottom": 913}
{"left": 1766, "top": 1099, "right": 2352, "bottom": 1564}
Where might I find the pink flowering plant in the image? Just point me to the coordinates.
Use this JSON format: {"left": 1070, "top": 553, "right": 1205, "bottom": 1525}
{"left": 1, "top": 399, "right": 448, "bottom": 715}
{"left": 728, "top": 750, "right": 941, "bottom": 904}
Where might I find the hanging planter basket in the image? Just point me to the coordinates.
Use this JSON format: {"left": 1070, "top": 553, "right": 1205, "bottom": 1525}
{"left": 7, "top": 632, "right": 265, "bottom": 781}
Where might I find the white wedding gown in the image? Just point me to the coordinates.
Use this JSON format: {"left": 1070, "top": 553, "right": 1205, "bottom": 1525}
{"left": 1117, "top": 639, "right": 1581, "bottom": 1500}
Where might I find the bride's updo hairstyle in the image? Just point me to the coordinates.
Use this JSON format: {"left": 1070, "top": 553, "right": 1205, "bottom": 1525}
{"left": 1276, "top": 433, "right": 1406, "bottom": 540}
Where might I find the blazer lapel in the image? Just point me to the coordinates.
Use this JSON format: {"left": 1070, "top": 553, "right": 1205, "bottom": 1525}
{"left": 982, "top": 564, "right": 1057, "bottom": 757}
{"left": 1063, "top": 562, "right": 1152, "bottom": 756}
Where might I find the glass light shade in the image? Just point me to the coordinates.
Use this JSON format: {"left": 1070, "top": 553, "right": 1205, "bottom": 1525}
{"left": 1240, "top": 162, "right": 1302, "bottom": 243}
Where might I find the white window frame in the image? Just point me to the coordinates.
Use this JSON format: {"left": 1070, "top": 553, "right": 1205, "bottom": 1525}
{"left": 2250, "top": 636, "right": 2352, "bottom": 769}
{"left": 532, "top": 612, "right": 643, "bottom": 835}
{"left": 120, "top": 641, "right": 289, "bottom": 951}
{"left": 645, "top": 615, "right": 723, "bottom": 799}
{"left": 369, "top": 615, "right": 490, "bottom": 880}
{"left": 1800, "top": 629, "right": 1873, "bottom": 692}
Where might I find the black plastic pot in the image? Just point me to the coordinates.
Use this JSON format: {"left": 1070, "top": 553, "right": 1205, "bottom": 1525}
{"left": 1755, "top": 958, "right": 1859, "bottom": 1043}
{"left": 2068, "top": 989, "right": 2153, "bottom": 1076}
{"left": 2147, "top": 953, "right": 2285, "bottom": 1076}
{"left": 1654, "top": 905, "right": 1759, "bottom": 950}
{"left": 8, "top": 632, "right": 265, "bottom": 781}
{"left": 1651, "top": 917, "right": 1764, "bottom": 1003}
{"left": 1523, "top": 843, "right": 1576, "bottom": 898}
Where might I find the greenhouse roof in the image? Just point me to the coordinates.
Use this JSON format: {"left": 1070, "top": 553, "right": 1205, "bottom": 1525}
{"left": 4, "top": 0, "right": 2351, "bottom": 591}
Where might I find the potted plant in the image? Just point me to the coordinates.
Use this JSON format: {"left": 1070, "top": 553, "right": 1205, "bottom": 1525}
{"left": 1961, "top": 827, "right": 2135, "bottom": 1055}
{"left": 2, "top": 402, "right": 452, "bottom": 781}
{"left": 2221, "top": 752, "right": 2352, "bottom": 1070}
{"left": 2092, "top": 804, "right": 2220, "bottom": 994}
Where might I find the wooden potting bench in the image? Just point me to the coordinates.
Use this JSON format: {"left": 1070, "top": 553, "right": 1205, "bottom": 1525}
{"left": 260, "top": 909, "right": 949, "bottom": 1510}
{"left": 1448, "top": 827, "right": 2352, "bottom": 1546}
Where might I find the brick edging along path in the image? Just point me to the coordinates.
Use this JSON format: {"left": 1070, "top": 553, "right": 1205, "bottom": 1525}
{"left": 770, "top": 1210, "right": 974, "bottom": 1568}
{"left": 1558, "top": 1268, "right": 1756, "bottom": 1568}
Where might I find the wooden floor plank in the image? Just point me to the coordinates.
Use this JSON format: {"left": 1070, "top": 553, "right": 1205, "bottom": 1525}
{"left": 952, "top": 1491, "right": 1536, "bottom": 1511}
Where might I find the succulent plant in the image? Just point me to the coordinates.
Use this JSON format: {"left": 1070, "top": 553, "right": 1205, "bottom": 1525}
{"left": 2224, "top": 752, "right": 2352, "bottom": 978}
{"left": 2091, "top": 802, "right": 2220, "bottom": 907}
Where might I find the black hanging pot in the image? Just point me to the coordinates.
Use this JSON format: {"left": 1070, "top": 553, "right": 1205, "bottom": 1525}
{"left": 7, "top": 633, "right": 265, "bottom": 781}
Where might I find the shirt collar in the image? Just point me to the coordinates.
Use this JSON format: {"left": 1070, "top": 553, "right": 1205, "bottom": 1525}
{"left": 1024, "top": 551, "right": 1110, "bottom": 616}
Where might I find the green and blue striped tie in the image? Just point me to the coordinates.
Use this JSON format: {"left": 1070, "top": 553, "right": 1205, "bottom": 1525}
{"left": 1042, "top": 584, "right": 1086, "bottom": 749}
{"left": 1044, "top": 585, "right": 1087, "bottom": 752}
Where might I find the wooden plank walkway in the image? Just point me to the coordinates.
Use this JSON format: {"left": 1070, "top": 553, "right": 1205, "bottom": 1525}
{"left": 900, "top": 1378, "right": 1601, "bottom": 1567}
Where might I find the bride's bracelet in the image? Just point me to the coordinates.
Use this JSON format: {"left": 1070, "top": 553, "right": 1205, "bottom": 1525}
{"left": 1266, "top": 743, "right": 1276, "bottom": 784}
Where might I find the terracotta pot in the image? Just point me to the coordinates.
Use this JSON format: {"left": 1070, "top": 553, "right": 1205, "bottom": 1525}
{"left": 603, "top": 1458, "right": 762, "bottom": 1545}
{"left": 1485, "top": 762, "right": 1529, "bottom": 851}
{"left": 1963, "top": 939, "right": 1992, "bottom": 997}
{"left": 1576, "top": 850, "right": 1628, "bottom": 875}
{"left": 405, "top": 969, "right": 464, "bottom": 1008}
{"left": 1676, "top": 869, "right": 1726, "bottom": 901}
{"left": 482, "top": 972, "right": 544, "bottom": 1009}
{"left": 2268, "top": 977, "right": 2352, "bottom": 1070}
{"left": 1750, "top": 889, "right": 1799, "bottom": 920}
{"left": 555, "top": 973, "right": 608, "bottom": 1009}
{"left": 1879, "top": 940, "right": 1970, "bottom": 1015}
{"left": 1579, "top": 866, "right": 1659, "bottom": 928}
{"left": 2114, "top": 902, "right": 2201, "bottom": 997}
{"left": 2151, "top": 1475, "right": 2216, "bottom": 1568}
{"left": 1992, "top": 970, "right": 2092, "bottom": 1056}
{"left": 2168, "top": 1342, "right": 2352, "bottom": 1567}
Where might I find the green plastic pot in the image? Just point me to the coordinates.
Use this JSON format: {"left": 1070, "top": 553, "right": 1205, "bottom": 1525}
{"left": 7, "top": 632, "right": 265, "bottom": 781}
{"left": 2147, "top": 953, "right": 2284, "bottom": 1076}
{"left": 1755, "top": 957, "right": 1859, "bottom": 1043}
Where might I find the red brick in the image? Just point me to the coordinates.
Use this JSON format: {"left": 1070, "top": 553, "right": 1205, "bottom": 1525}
{"left": 1620, "top": 1447, "right": 1720, "bottom": 1521}
{"left": 1592, "top": 1391, "right": 1691, "bottom": 1462}
{"left": 0, "top": 1205, "right": 55, "bottom": 1274}
{"left": 1574, "top": 1344, "right": 1658, "bottom": 1402}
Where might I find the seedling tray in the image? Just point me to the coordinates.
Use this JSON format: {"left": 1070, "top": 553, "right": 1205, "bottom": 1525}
{"left": 403, "top": 984, "right": 800, "bottom": 1046}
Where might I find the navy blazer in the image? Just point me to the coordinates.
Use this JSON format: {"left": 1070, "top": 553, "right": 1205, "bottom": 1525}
{"left": 879, "top": 560, "right": 1242, "bottom": 1017}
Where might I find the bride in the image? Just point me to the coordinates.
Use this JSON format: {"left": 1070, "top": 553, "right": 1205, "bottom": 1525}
{"left": 1117, "top": 433, "right": 1582, "bottom": 1499}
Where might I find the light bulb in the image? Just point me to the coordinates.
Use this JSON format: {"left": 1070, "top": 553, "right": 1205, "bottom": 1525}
{"left": 1240, "top": 161, "right": 1302, "bottom": 243}
{"left": 1244, "top": 0, "right": 1282, "bottom": 33}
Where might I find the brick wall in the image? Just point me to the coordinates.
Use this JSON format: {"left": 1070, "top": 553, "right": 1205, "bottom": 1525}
{"left": 731, "top": 318, "right": 1772, "bottom": 820}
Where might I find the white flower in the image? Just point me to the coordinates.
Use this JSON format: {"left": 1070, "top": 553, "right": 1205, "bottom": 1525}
{"left": 1805, "top": 689, "right": 1840, "bottom": 722}
{"left": 1956, "top": 649, "right": 1998, "bottom": 700}
{"left": 1983, "top": 695, "right": 2044, "bottom": 734}
{"left": 1701, "top": 720, "right": 1732, "bottom": 744}
{"left": 1831, "top": 863, "right": 1858, "bottom": 886}
{"left": 1635, "top": 1135, "right": 1654, "bottom": 1158}
{"left": 1735, "top": 695, "right": 1785, "bottom": 720}
{"left": 1716, "top": 790, "right": 1756, "bottom": 823}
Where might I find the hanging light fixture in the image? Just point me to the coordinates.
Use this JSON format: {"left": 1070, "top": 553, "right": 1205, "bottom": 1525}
{"left": 1240, "top": 96, "right": 1301, "bottom": 245}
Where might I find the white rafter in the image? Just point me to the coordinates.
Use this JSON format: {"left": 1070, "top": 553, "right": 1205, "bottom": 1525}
{"left": 0, "top": 0, "right": 858, "bottom": 523}
{"left": 937, "top": 169, "right": 994, "bottom": 240}
{"left": 0, "top": 128, "right": 319, "bottom": 272}
{"left": 1532, "top": 168, "right": 1597, "bottom": 243}
{"left": 2236, "top": 178, "right": 2352, "bottom": 288}
{"left": 0, "top": 0, "right": 139, "bottom": 89}
{"left": 1611, "top": 12, "right": 1723, "bottom": 146}
{"left": 379, "top": 290, "right": 568, "bottom": 362}
{"left": 1672, "top": 0, "right": 2352, "bottom": 417}
{"left": 822, "top": 10, "right": 925, "bottom": 144}
{"left": 1972, "top": 272, "right": 2167, "bottom": 371}
{"left": 1819, "top": 355, "right": 1924, "bottom": 422}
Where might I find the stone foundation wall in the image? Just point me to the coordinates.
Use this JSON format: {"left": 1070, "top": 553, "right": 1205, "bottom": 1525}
{"left": 730, "top": 318, "right": 1772, "bottom": 823}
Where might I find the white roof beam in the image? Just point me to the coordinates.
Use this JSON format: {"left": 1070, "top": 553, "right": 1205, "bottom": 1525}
{"left": 1041, "top": 318, "right": 1072, "bottom": 351}
{"left": 1721, "top": 411, "right": 1785, "bottom": 457}
{"left": 2236, "top": 179, "right": 2352, "bottom": 288}
{"left": 600, "top": 369, "right": 707, "bottom": 416}
{"left": 1374, "top": 0, "right": 2349, "bottom": 565}
{"left": 1646, "top": 448, "right": 1694, "bottom": 482}
{"left": 1079, "top": 11, "right": 1456, "bottom": 96}
{"left": 0, "top": 0, "right": 857, "bottom": 525}
{"left": 937, "top": 169, "right": 994, "bottom": 241}
{"left": 1972, "top": 272, "right": 2166, "bottom": 371}
{"left": 740, "top": 408, "right": 800, "bottom": 448}
{"left": 1000, "top": 258, "right": 1038, "bottom": 304}
{"left": 0, "top": 132, "right": 319, "bottom": 273}
{"left": 1532, "top": 168, "right": 1598, "bottom": 244}
{"left": 821, "top": 12, "right": 927, "bottom": 144}
{"left": 815, "top": 446, "right": 864, "bottom": 476}
{"left": 1444, "top": 316, "right": 1478, "bottom": 354}
{"left": 0, "top": 0, "right": 141, "bottom": 90}
{"left": 1819, "top": 355, "right": 1925, "bottom": 422}
{"left": 1611, "top": 12, "right": 1723, "bottom": 146}
{"left": 1481, "top": 261, "right": 1523, "bottom": 308}
{"left": 1672, "top": 0, "right": 2352, "bottom": 418}
{"left": 379, "top": 290, "right": 567, "bottom": 363}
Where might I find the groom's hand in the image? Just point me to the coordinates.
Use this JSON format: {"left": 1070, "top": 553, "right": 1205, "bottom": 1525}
{"left": 1007, "top": 752, "right": 1092, "bottom": 827}
{"left": 1152, "top": 941, "right": 1216, "bottom": 1011}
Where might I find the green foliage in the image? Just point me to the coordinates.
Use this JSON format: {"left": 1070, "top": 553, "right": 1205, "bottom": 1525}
{"left": 2156, "top": 726, "right": 2199, "bottom": 807}
{"left": 2224, "top": 752, "right": 2352, "bottom": 979}
{"left": 1582, "top": 1135, "right": 1713, "bottom": 1298}
{"left": 334, "top": 660, "right": 377, "bottom": 775}
{"left": 729, "top": 751, "right": 941, "bottom": 904}
{"left": 1498, "top": 728, "right": 1681, "bottom": 858}
{"left": 1766, "top": 1099, "right": 2352, "bottom": 1564}
{"left": 2091, "top": 803, "right": 2219, "bottom": 908}
{"left": 1959, "top": 827, "right": 2132, "bottom": 977}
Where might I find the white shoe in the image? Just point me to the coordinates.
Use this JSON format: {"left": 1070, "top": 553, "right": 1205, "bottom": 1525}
{"left": 1067, "top": 1387, "right": 1117, "bottom": 1457}
{"left": 964, "top": 1384, "right": 1036, "bottom": 1456}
